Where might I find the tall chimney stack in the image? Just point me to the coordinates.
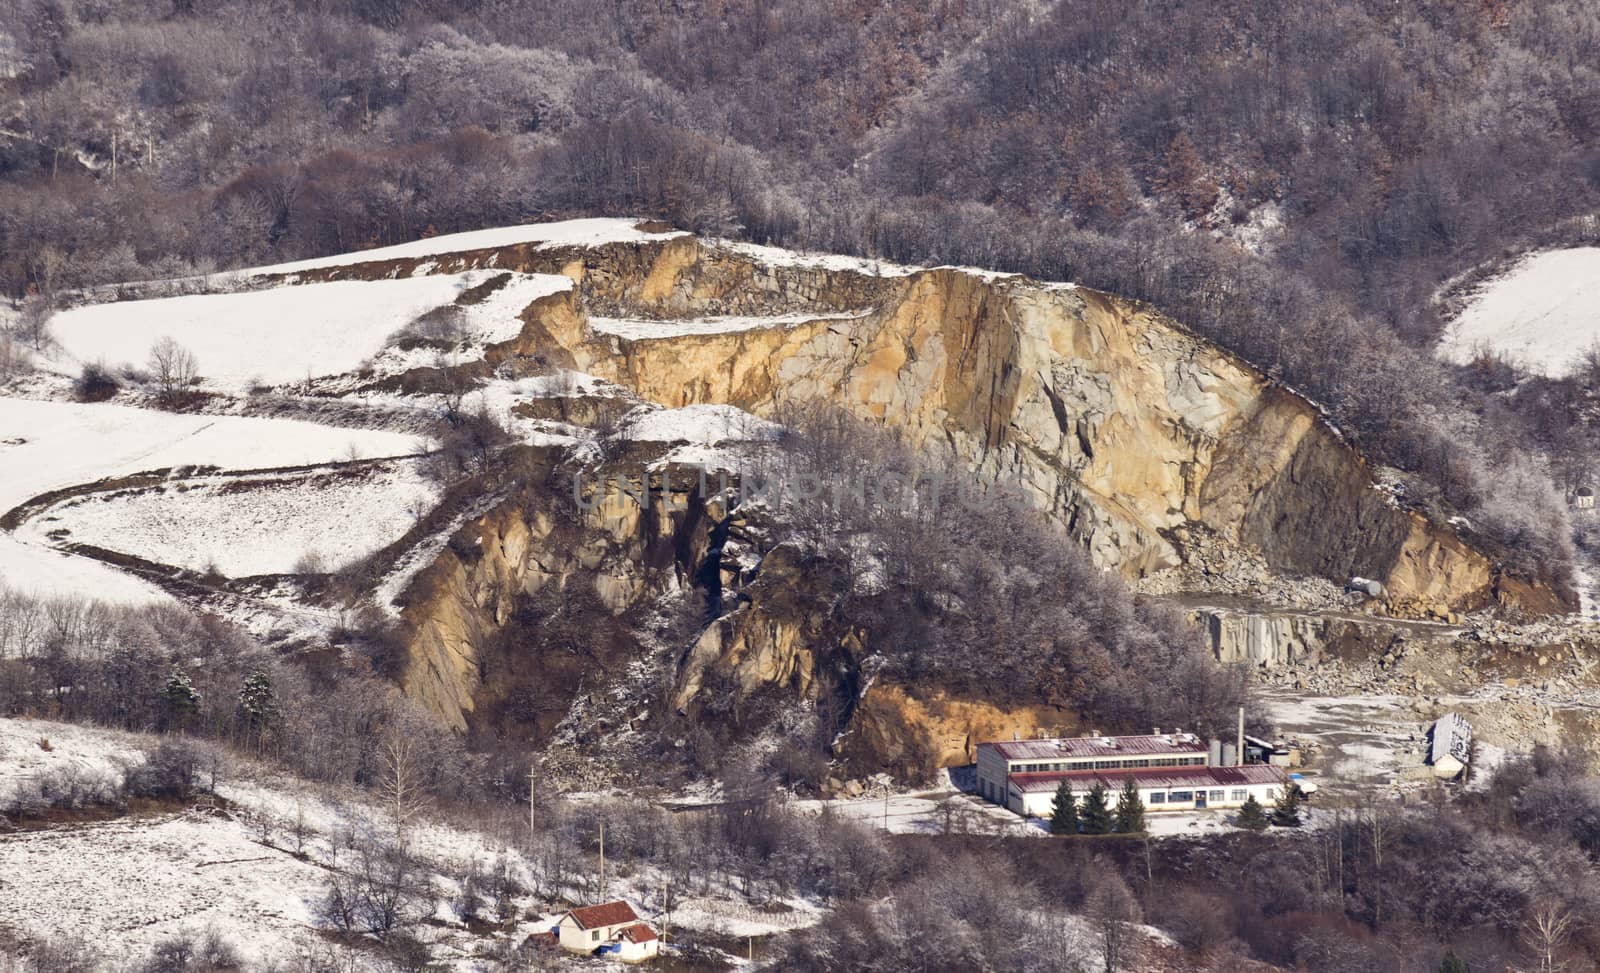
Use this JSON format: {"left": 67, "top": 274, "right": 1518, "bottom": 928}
{"left": 1237, "top": 706, "right": 1245, "bottom": 767}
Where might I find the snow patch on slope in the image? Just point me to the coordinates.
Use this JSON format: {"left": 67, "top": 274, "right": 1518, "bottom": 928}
{"left": 1440, "top": 248, "right": 1600, "bottom": 376}
{"left": 22, "top": 461, "right": 440, "bottom": 578}
{"left": 619, "top": 404, "right": 781, "bottom": 444}
{"left": 0, "top": 398, "right": 428, "bottom": 602}
{"left": 49, "top": 271, "right": 569, "bottom": 393}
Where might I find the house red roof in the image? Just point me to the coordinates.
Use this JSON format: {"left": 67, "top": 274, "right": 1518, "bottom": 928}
{"left": 1008, "top": 763, "right": 1287, "bottom": 794}
{"left": 565, "top": 901, "right": 640, "bottom": 929}
{"left": 618, "top": 923, "right": 658, "bottom": 944}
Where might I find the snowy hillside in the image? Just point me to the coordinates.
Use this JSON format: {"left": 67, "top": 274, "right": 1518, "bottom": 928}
{"left": 20, "top": 460, "right": 440, "bottom": 578}
{"left": 49, "top": 271, "right": 570, "bottom": 393}
{"left": 1440, "top": 248, "right": 1600, "bottom": 376}
{"left": 0, "top": 398, "right": 428, "bottom": 601}
{"left": 0, "top": 718, "right": 823, "bottom": 969}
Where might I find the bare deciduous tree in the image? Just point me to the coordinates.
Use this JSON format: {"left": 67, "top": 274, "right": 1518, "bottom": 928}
{"left": 148, "top": 336, "right": 199, "bottom": 406}
{"left": 1087, "top": 871, "right": 1141, "bottom": 973}
{"left": 15, "top": 294, "right": 54, "bottom": 353}
{"left": 379, "top": 733, "right": 430, "bottom": 847}
{"left": 1523, "top": 899, "right": 1576, "bottom": 973}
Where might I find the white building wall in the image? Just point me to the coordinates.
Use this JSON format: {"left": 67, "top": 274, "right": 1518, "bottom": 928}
{"left": 976, "top": 746, "right": 1009, "bottom": 805}
{"left": 559, "top": 919, "right": 632, "bottom": 954}
{"left": 1017, "top": 780, "right": 1283, "bottom": 818}
{"left": 618, "top": 939, "right": 660, "bottom": 964}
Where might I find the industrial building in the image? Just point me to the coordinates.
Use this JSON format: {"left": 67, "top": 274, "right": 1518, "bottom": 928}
{"left": 975, "top": 729, "right": 1291, "bottom": 818}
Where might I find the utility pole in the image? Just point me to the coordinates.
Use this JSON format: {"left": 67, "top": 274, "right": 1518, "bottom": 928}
{"left": 598, "top": 819, "right": 606, "bottom": 902}
{"left": 528, "top": 765, "right": 536, "bottom": 835}
{"left": 662, "top": 879, "right": 670, "bottom": 943}
{"left": 110, "top": 131, "right": 117, "bottom": 185}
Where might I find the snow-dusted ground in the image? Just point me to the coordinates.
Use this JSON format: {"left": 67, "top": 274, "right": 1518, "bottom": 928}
{"left": 253, "top": 217, "right": 686, "bottom": 276}
{"left": 618, "top": 404, "right": 781, "bottom": 444}
{"left": 2, "top": 812, "right": 333, "bottom": 962}
{"left": 1262, "top": 693, "right": 1431, "bottom": 797}
{"left": 48, "top": 271, "right": 569, "bottom": 393}
{"left": 712, "top": 240, "right": 919, "bottom": 277}
{"left": 0, "top": 718, "right": 825, "bottom": 967}
{"left": 22, "top": 460, "right": 440, "bottom": 578}
{"left": 0, "top": 717, "right": 147, "bottom": 804}
{"left": 1440, "top": 248, "right": 1600, "bottom": 376}
{"left": 589, "top": 309, "right": 869, "bottom": 341}
{"left": 0, "top": 397, "right": 428, "bottom": 602}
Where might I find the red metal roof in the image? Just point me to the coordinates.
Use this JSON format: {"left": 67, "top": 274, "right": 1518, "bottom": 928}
{"left": 619, "top": 923, "right": 658, "bottom": 944}
{"left": 985, "top": 733, "right": 1208, "bottom": 762}
{"left": 1008, "top": 764, "right": 1287, "bottom": 794}
{"left": 566, "top": 901, "right": 640, "bottom": 929}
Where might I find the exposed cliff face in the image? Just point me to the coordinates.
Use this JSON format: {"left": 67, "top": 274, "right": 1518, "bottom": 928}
{"left": 399, "top": 456, "right": 728, "bottom": 733}
{"left": 1188, "top": 604, "right": 1409, "bottom": 669}
{"left": 842, "top": 683, "right": 1071, "bottom": 780}
{"left": 356, "top": 226, "right": 1561, "bottom": 762}
{"left": 520, "top": 236, "right": 1520, "bottom": 610}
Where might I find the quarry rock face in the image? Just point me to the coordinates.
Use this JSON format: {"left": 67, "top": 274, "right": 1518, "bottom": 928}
{"left": 543, "top": 236, "right": 1510, "bottom": 606}
{"left": 360, "top": 231, "right": 1558, "bottom": 747}
{"left": 399, "top": 460, "right": 727, "bottom": 732}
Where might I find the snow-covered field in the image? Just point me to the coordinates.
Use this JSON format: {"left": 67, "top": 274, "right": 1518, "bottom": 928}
{"left": 0, "top": 397, "right": 428, "bottom": 601}
{"left": 49, "top": 270, "right": 569, "bottom": 392}
{"left": 22, "top": 460, "right": 440, "bottom": 578}
{"left": 0, "top": 717, "right": 147, "bottom": 804}
{"left": 1440, "top": 247, "right": 1600, "bottom": 376}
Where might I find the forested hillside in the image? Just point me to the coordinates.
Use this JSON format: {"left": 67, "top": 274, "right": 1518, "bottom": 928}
{"left": 2, "top": 0, "right": 1590, "bottom": 588}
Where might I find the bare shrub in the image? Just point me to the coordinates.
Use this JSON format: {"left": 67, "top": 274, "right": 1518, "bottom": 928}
{"left": 127, "top": 740, "right": 210, "bottom": 801}
{"left": 72, "top": 361, "right": 120, "bottom": 402}
{"left": 319, "top": 833, "right": 433, "bottom": 939}
{"left": 135, "top": 929, "right": 241, "bottom": 973}
{"left": 401, "top": 305, "right": 467, "bottom": 345}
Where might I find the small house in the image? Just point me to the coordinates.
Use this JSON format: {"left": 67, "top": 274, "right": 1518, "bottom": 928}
{"left": 613, "top": 923, "right": 661, "bottom": 963}
{"left": 1429, "top": 713, "right": 1473, "bottom": 780}
{"left": 557, "top": 901, "right": 647, "bottom": 955}
{"left": 1575, "top": 487, "right": 1595, "bottom": 510}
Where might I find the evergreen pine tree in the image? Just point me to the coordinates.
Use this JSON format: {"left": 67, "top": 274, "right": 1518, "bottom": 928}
{"left": 1114, "top": 778, "right": 1145, "bottom": 833}
{"left": 238, "top": 669, "right": 277, "bottom": 731}
{"left": 1271, "top": 785, "right": 1303, "bottom": 827}
{"left": 163, "top": 666, "right": 202, "bottom": 724}
{"left": 1439, "top": 949, "right": 1468, "bottom": 973}
{"left": 1080, "top": 782, "right": 1113, "bottom": 835}
{"left": 1237, "top": 793, "right": 1270, "bottom": 831}
{"left": 1049, "top": 780, "right": 1079, "bottom": 835}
